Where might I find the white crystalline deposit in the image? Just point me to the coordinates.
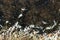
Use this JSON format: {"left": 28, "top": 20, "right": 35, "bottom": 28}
{"left": 6, "top": 21, "right": 9, "bottom": 24}
{"left": 42, "top": 21, "right": 48, "bottom": 24}
{"left": 0, "top": 25, "right": 3, "bottom": 27}
{"left": 45, "top": 20, "right": 57, "bottom": 30}
{"left": 18, "top": 14, "right": 23, "bottom": 18}
{"left": 29, "top": 25, "right": 35, "bottom": 28}
{"left": 21, "top": 8, "right": 26, "bottom": 11}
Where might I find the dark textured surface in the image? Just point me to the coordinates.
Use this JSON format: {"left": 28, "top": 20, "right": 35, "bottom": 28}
{"left": 0, "top": 0, "right": 60, "bottom": 33}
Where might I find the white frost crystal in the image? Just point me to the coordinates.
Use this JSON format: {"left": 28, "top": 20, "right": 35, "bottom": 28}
{"left": 45, "top": 20, "right": 57, "bottom": 30}
{"left": 6, "top": 21, "right": 9, "bottom": 24}
{"left": 18, "top": 14, "right": 23, "bottom": 18}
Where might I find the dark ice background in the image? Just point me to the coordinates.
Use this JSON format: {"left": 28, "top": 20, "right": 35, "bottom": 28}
{"left": 0, "top": 0, "right": 60, "bottom": 34}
